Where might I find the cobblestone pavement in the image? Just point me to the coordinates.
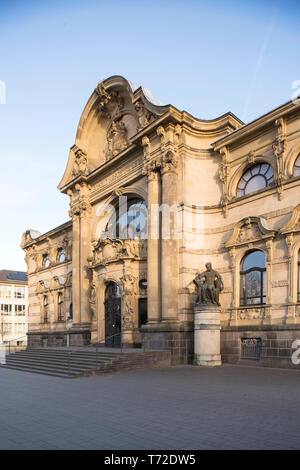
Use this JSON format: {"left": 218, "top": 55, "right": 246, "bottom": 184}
{"left": 0, "top": 364, "right": 299, "bottom": 450}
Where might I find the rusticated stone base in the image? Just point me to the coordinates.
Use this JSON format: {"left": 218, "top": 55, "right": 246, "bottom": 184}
{"left": 27, "top": 330, "right": 91, "bottom": 348}
{"left": 141, "top": 324, "right": 194, "bottom": 365}
{"left": 221, "top": 324, "right": 300, "bottom": 369}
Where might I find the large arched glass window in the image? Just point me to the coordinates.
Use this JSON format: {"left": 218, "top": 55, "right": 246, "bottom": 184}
{"left": 57, "top": 248, "right": 66, "bottom": 264}
{"left": 43, "top": 254, "right": 51, "bottom": 269}
{"left": 240, "top": 250, "right": 266, "bottom": 306}
{"left": 106, "top": 197, "right": 147, "bottom": 239}
{"left": 293, "top": 154, "right": 300, "bottom": 177}
{"left": 237, "top": 163, "right": 274, "bottom": 197}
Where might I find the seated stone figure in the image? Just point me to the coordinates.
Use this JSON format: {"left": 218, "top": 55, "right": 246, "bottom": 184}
{"left": 193, "top": 262, "right": 224, "bottom": 307}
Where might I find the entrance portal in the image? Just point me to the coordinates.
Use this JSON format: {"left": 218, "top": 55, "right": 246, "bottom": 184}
{"left": 105, "top": 282, "right": 121, "bottom": 347}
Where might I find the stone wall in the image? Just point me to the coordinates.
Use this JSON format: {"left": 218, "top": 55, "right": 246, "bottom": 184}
{"left": 221, "top": 325, "right": 300, "bottom": 369}
{"left": 27, "top": 330, "right": 91, "bottom": 348}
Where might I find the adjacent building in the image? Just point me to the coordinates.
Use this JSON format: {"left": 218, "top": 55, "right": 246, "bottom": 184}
{"left": 21, "top": 75, "right": 300, "bottom": 368}
{"left": 0, "top": 270, "right": 28, "bottom": 346}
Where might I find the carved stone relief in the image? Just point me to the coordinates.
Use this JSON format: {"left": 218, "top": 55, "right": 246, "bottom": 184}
{"left": 91, "top": 238, "right": 147, "bottom": 267}
{"left": 134, "top": 99, "right": 157, "bottom": 130}
{"left": 105, "top": 119, "right": 128, "bottom": 160}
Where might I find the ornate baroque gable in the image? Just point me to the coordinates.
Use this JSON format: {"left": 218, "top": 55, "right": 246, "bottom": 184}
{"left": 58, "top": 76, "right": 169, "bottom": 193}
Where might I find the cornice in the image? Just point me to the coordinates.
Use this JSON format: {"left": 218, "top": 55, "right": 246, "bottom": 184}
{"left": 213, "top": 100, "right": 300, "bottom": 150}
{"left": 22, "top": 221, "right": 72, "bottom": 249}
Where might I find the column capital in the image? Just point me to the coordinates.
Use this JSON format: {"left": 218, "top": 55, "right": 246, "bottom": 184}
{"left": 161, "top": 150, "right": 178, "bottom": 174}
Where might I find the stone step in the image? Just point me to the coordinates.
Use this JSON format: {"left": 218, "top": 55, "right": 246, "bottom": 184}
{"left": 10, "top": 351, "right": 119, "bottom": 360}
{"left": 5, "top": 357, "right": 113, "bottom": 368}
{"left": 1, "top": 360, "right": 104, "bottom": 376}
{"left": 0, "top": 349, "right": 172, "bottom": 378}
{"left": 0, "top": 364, "right": 75, "bottom": 378}
{"left": 3, "top": 358, "right": 101, "bottom": 373}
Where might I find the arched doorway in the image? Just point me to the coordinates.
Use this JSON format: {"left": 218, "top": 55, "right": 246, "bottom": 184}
{"left": 105, "top": 282, "right": 121, "bottom": 347}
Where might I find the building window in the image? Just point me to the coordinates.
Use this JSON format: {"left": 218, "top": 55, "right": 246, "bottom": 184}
{"left": 68, "top": 303, "right": 73, "bottom": 320}
{"left": 241, "top": 337, "right": 262, "bottom": 360}
{"left": 106, "top": 198, "right": 147, "bottom": 239}
{"left": 237, "top": 163, "right": 274, "bottom": 197}
{"left": 139, "top": 279, "right": 147, "bottom": 290}
{"left": 43, "top": 296, "right": 49, "bottom": 323}
{"left": 1, "top": 304, "right": 12, "bottom": 315}
{"left": 58, "top": 293, "right": 64, "bottom": 322}
{"left": 14, "top": 286, "right": 25, "bottom": 299}
{"left": 3, "top": 323, "right": 12, "bottom": 334}
{"left": 15, "top": 323, "right": 25, "bottom": 334}
{"left": 15, "top": 305, "right": 26, "bottom": 316}
{"left": 240, "top": 250, "right": 266, "bottom": 306}
{"left": 57, "top": 248, "right": 66, "bottom": 264}
{"left": 43, "top": 254, "right": 51, "bottom": 269}
{"left": 294, "top": 154, "right": 300, "bottom": 177}
{"left": 298, "top": 250, "right": 300, "bottom": 303}
{"left": 0, "top": 286, "right": 11, "bottom": 299}
{"left": 138, "top": 298, "right": 147, "bottom": 328}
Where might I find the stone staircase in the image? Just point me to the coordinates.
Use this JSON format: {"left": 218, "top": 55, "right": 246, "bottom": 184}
{"left": 0, "top": 348, "right": 171, "bottom": 378}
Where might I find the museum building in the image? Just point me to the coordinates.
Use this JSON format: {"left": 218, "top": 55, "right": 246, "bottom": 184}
{"left": 21, "top": 75, "right": 300, "bottom": 368}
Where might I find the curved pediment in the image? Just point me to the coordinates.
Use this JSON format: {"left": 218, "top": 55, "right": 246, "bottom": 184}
{"left": 281, "top": 205, "right": 300, "bottom": 234}
{"left": 58, "top": 75, "right": 168, "bottom": 192}
{"left": 225, "top": 216, "right": 277, "bottom": 248}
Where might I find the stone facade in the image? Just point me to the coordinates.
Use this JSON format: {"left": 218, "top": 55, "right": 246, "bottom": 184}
{"left": 22, "top": 75, "right": 300, "bottom": 367}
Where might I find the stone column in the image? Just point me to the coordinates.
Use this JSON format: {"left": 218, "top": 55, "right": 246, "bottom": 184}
{"left": 160, "top": 152, "right": 179, "bottom": 323}
{"left": 70, "top": 211, "right": 81, "bottom": 326}
{"left": 79, "top": 204, "right": 92, "bottom": 325}
{"left": 121, "top": 270, "right": 136, "bottom": 347}
{"left": 147, "top": 169, "right": 161, "bottom": 324}
{"left": 194, "top": 305, "right": 221, "bottom": 366}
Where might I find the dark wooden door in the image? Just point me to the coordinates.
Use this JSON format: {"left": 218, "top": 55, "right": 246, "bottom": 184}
{"left": 105, "top": 282, "right": 121, "bottom": 347}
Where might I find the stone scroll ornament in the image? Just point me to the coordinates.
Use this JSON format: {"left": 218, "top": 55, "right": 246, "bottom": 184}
{"left": 193, "top": 262, "right": 224, "bottom": 307}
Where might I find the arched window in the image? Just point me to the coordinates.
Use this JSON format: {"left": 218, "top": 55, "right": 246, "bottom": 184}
{"left": 240, "top": 250, "right": 266, "bottom": 306}
{"left": 58, "top": 293, "right": 64, "bottom": 322}
{"left": 293, "top": 154, "right": 300, "bottom": 177}
{"left": 57, "top": 248, "right": 66, "bottom": 264}
{"left": 298, "top": 250, "right": 300, "bottom": 303}
{"left": 237, "top": 163, "right": 274, "bottom": 197}
{"left": 106, "top": 197, "right": 147, "bottom": 239}
{"left": 43, "top": 254, "right": 50, "bottom": 269}
{"left": 43, "top": 295, "right": 49, "bottom": 323}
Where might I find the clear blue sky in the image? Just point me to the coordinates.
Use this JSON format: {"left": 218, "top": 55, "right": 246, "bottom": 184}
{"left": 0, "top": 0, "right": 299, "bottom": 270}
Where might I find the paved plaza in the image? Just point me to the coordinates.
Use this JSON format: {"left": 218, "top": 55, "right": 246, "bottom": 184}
{"left": 0, "top": 364, "right": 299, "bottom": 450}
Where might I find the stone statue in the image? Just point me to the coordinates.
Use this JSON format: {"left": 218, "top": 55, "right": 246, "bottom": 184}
{"left": 106, "top": 120, "right": 128, "bottom": 159}
{"left": 193, "top": 262, "right": 224, "bottom": 307}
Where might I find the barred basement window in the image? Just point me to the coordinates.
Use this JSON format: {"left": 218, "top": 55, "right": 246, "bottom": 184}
{"left": 241, "top": 337, "right": 262, "bottom": 360}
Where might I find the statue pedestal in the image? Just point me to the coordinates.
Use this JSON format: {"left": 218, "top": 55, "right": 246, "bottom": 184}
{"left": 194, "top": 304, "right": 221, "bottom": 366}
